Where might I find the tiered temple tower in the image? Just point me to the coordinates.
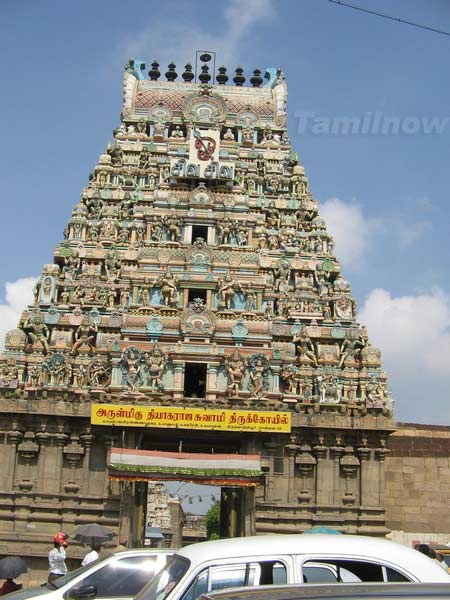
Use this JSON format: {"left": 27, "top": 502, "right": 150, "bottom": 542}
{"left": 0, "top": 57, "right": 395, "bottom": 565}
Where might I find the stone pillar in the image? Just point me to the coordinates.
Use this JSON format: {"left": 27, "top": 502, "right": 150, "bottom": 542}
{"left": 168, "top": 498, "right": 183, "bottom": 548}
{"left": 172, "top": 362, "right": 184, "bottom": 401}
{"left": 284, "top": 435, "right": 300, "bottom": 504}
{"left": 340, "top": 447, "right": 360, "bottom": 506}
{"left": 62, "top": 434, "right": 84, "bottom": 494}
{"left": 296, "top": 443, "right": 316, "bottom": 505}
{"left": 184, "top": 225, "right": 193, "bottom": 244}
{"left": 206, "top": 363, "right": 219, "bottom": 400}
{"left": 313, "top": 438, "right": 331, "bottom": 505}
{"left": 357, "top": 443, "right": 372, "bottom": 506}
{"left": 35, "top": 425, "right": 51, "bottom": 493}
{"left": 239, "top": 487, "right": 255, "bottom": 536}
{"left": 262, "top": 441, "right": 277, "bottom": 502}
{"left": 5, "top": 424, "right": 22, "bottom": 491}
{"left": 375, "top": 443, "right": 389, "bottom": 507}
{"left": 271, "top": 364, "right": 280, "bottom": 393}
{"left": 54, "top": 423, "right": 68, "bottom": 494}
{"left": 330, "top": 436, "right": 345, "bottom": 505}
{"left": 80, "top": 427, "right": 94, "bottom": 496}
{"left": 16, "top": 432, "right": 39, "bottom": 491}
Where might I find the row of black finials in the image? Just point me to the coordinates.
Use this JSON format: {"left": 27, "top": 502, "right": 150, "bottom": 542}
{"left": 146, "top": 61, "right": 264, "bottom": 87}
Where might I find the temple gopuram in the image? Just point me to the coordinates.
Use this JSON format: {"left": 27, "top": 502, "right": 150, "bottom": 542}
{"left": 0, "top": 55, "right": 396, "bottom": 569}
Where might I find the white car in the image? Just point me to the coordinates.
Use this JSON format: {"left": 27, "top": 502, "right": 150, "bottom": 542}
{"left": 6, "top": 549, "right": 172, "bottom": 600}
{"left": 134, "top": 534, "right": 450, "bottom": 600}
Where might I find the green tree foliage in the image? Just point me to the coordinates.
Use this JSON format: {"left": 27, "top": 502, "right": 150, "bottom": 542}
{"left": 206, "top": 500, "right": 220, "bottom": 540}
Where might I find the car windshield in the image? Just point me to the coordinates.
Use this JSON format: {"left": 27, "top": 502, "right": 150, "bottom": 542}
{"left": 135, "top": 556, "right": 190, "bottom": 600}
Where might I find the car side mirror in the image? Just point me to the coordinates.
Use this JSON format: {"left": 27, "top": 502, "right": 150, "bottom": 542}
{"left": 65, "top": 585, "right": 98, "bottom": 600}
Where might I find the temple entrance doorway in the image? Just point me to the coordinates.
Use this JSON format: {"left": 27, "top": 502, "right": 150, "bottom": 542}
{"left": 108, "top": 429, "right": 260, "bottom": 546}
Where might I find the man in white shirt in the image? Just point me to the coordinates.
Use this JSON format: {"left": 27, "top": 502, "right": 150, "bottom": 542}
{"left": 48, "top": 532, "right": 69, "bottom": 582}
{"left": 81, "top": 544, "right": 101, "bottom": 566}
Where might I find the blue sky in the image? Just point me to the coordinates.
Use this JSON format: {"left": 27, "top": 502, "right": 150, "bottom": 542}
{"left": 0, "top": 0, "right": 449, "bottom": 424}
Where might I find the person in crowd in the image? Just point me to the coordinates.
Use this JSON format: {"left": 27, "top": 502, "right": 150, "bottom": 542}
{"left": 48, "top": 532, "right": 69, "bottom": 582}
{"left": 81, "top": 544, "right": 101, "bottom": 566}
{"left": 0, "top": 578, "right": 22, "bottom": 595}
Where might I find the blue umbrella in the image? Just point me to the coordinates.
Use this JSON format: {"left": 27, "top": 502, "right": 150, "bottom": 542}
{"left": 303, "top": 526, "right": 342, "bottom": 534}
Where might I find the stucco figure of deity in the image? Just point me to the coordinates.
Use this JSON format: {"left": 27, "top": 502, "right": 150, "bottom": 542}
{"left": 339, "top": 333, "right": 366, "bottom": 368}
{"left": 71, "top": 318, "right": 98, "bottom": 354}
{"left": 218, "top": 273, "right": 241, "bottom": 310}
{"left": 145, "top": 346, "right": 167, "bottom": 391}
{"left": 225, "top": 350, "right": 246, "bottom": 397}
{"left": 163, "top": 209, "right": 182, "bottom": 242}
{"left": 249, "top": 358, "right": 265, "bottom": 398}
{"left": 217, "top": 215, "right": 233, "bottom": 245}
{"left": 293, "top": 327, "right": 317, "bottom": 366}
{"left": 317, "top": 374, "right": 341, "bottom": 404}
{"left": 120, "top": 348, "right": 143, "bottom": 392}
{"left": 22, "top": 312, "right": 50, "bottom": 354}
{"left": 154, "top": 269, "right": 178, "bottom": 307}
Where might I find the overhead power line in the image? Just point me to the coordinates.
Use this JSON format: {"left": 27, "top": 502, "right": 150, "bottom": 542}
{"left": 328, "top": 0, "right": 450, "bottom": 37}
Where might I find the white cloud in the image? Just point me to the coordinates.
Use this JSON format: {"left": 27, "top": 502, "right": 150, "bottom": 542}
{"left": 320, "top": 197, "right": 378, "bottom": 270}
{"left": 397, "top": 219, "right": 432, "bottom": 249}
{"left": 118, "top": 0, "right": 275, "bottom": 68}
{"left": 0, "top": 277, "right": 37, "bottom": 349}
{"left": 359, "top": 287, "right": 450, "bottom": 423}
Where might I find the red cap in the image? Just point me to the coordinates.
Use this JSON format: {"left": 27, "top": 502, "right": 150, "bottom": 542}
{"left": 54, "top": 532, "right": 68, "bottom": 544}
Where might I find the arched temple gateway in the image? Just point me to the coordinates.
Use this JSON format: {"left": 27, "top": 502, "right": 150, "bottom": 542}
{"left": 0, "top": 58, "right": 396, "bottom": 568}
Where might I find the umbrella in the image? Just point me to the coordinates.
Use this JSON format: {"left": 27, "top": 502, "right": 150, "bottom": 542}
{"left": 303, "top": 526, "right": 342, "bottom": 534}
{"left": 73, "top": 523, "right": 115, "bottom": 546}
{"left": 0, "top": 556, "right": 28, "bottom": 579}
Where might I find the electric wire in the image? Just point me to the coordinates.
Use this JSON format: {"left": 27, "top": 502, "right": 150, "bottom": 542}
{"left": 328, "top": 0, "right": 450, "bottom": 37}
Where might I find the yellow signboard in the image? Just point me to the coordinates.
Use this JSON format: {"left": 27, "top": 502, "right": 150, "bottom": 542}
{"left": 91, "top": 403, "right": 291, "bottom": 433}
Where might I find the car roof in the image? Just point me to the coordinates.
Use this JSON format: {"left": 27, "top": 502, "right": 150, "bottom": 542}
{"left": 175, "top": 534, "right": 449, "bottom": 579}
{"left": 199, "top": 583, "right": 450, "bottom": 600}
{"left": 111, "top": 548, "right": 174, "bottom": 557}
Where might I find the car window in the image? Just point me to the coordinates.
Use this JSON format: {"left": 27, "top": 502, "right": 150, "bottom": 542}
{"left": 303, "top": 565, "right": 339, "bottom": 583}
{"left": 210, "top": 565, "right": 248, "bottom": 592}
{"left": 182, "top": 569, "right": 208, "bottom": 600}
{"left": 302, "top": 560, "right": 385, "bottom": 583}
{"left": 135, "top": 556, "right": 190, "bottom": 600}
{"left": 384, "top": 566, "right": 411, "bottom": 582}
{"left": 79, "top": 555, "right": 165, "bottom": 598}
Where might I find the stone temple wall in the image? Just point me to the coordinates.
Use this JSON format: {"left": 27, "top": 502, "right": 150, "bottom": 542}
{"left": 385, "top": 423, "right": 450, "bottom": 536}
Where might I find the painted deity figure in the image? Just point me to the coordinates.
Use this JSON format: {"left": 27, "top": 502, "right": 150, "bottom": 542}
{"left": 225, "top": 350, "right": 246, "bottom": 397}
{"left": 0, "top": 358, "right": 18, "bottom": 387}
{"left": 163, "top": 209, "right": 182, "bottom": 242}
{"left": 120, "top": 348, "right": 142, "bottom": 392}
{"left": 155, "top": 269, "right": 178, "bottom": 307}
{"left": 281, "top": 364, "right": 300, "bottom": 396}
{"left": 170, "top": 125, "right": 184, "bottom": 138}
{"left": 293, "top": 327, "right": 317, "bottom": 366}
{"left": 366, "top": 376, "right": 385, "bottom": 406}
{"left": 141, "top": 287, "right": 151, "bottom": 307}
{"left": 339, "top": 333, "right": 366, "bottom": 368}
{"left": 217, "top": 215, "right": 233, "bottom": 245}
{"left": 73, "top": 364, "right": 87, "bottom": 388}
{"left": 223, "top": 128, "right": 235, "bottom": 141}
{"left": 249, "top": 358, "right": 265, "bottom": 398}
{"left": 145, "top": 346, "right": 167, "bottom": 391}
{"left": 218, "top": 273, "right": 241, "bottom": 310}
{"left": 71, "top": 318, "right": 97, "bottom": 354}
{"left": 243, "top": 283, "right": 257, "bottom": 312}
{"left": 22, "top": 312, "right": 50, "bottom": 354}
{"left": 27, "top": 364, "right": 40, "bottom": 387}
{"left": 317, "top": 374, "right": 341, "bottom": 404}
